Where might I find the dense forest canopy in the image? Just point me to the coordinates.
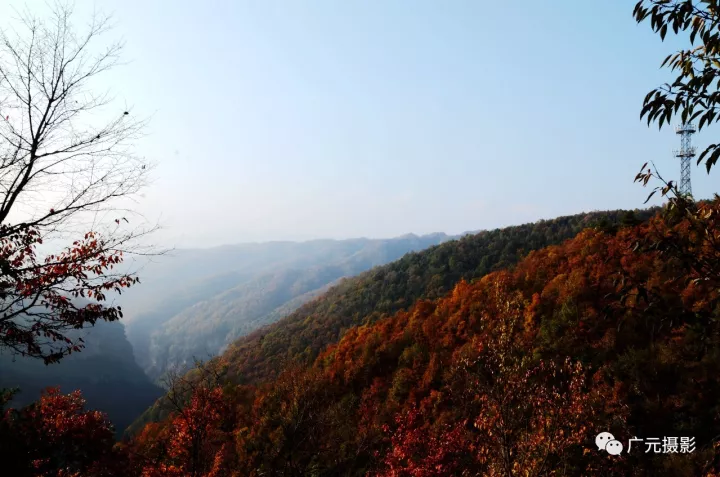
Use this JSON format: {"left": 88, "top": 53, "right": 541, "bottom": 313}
{"left": 12, "top": 200, "right": 712, "bottom": 476}
{"left": 129, "top": 208, "right": 655, "bottom": 433}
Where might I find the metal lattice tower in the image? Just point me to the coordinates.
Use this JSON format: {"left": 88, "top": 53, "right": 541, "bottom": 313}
{"left": 673, "top": 123, "right": 696, "bottom": 196}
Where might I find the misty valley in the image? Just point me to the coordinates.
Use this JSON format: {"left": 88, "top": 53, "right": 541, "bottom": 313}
{"left": 2, "top": 1, "right": 720, "bottom": 476}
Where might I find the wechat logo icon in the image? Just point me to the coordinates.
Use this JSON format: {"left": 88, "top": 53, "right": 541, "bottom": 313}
{"left": 596, "top": 432, "right": 623, "bottom": 455}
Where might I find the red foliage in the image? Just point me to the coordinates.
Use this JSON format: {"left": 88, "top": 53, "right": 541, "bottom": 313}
{"left": 133, "top": 386, "right": 234, "bottom": 477}
{"left": 376, "top": 406, "right": 468, "bottom": 477}
{"left": 33, "top": 198, "right": 720, "bottom": 475}
{"left": 0, "top": 387, "right": 124, "bottom": 476}
{"left": 0, "top": 226, "right": 139, "bottom": 363}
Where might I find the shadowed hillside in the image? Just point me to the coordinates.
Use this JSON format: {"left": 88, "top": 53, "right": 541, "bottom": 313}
{"left": 0, "top": 321, "right": 163, "bottom": 438}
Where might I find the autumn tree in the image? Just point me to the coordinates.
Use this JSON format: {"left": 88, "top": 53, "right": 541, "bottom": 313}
{"left": 132, "top": 360, "right": 236, "bottom": 477}
{"left": 0, "top": 3, "right": 154, "bottom": 363}
{"left": 376, "top": 405, "right": 469, "bottom": 477}
{"left": 243, "top": 364, "right": 336, "bottom": 476}
{"left": 0, "top": 387, "right": 128, "bottom": 476}
{"left": 161, "top": 386, "right": 232, "bottom": 477}
{"left": 379, "top": 313, "right": 621, "bottom": 477}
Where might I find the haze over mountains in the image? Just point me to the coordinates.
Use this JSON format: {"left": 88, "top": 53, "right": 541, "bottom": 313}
{"left": 0, "top": 232, "right": 452, "bottom": 436}
{"left": 5, "top": 0, "right": 720, "bottom": 473}
{"left": 131, "top": 208, "right": 654, "bottom": 432}
{"left": 121, "top": 233, "right": 453, "bottom": 382}
{"left": 2, "top": 211, "right": 649, "bottom": 440}
{"left": 1, "top": 211, "right": 651, "bottom": 442}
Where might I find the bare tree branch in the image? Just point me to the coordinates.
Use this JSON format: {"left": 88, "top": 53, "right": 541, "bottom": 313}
{"left": 0, "top": 2, "right": 159, "bottom": 363}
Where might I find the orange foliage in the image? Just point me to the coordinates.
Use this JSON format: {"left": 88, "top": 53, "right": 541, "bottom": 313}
{"left": 22, "top": 200, "right": 720, "bottom": 475}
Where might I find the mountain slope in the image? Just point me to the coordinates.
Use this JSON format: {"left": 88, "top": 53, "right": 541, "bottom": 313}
{"left": 130, "top": 208, "right": 655, "bottom": 431}
{"left": 130, "top": 204, "right": 720, "bottom": 476}
{"left": 124, "top": 271, "right": 253, "bottom": 375}
{"left": 0, "top": 320, "right": 163, "bottom": 438}
{"left": 218, "top": 208, "right": 655, "bottom": 385}
{"left": 125, "top": 234, "right": 451, "bottom": 381}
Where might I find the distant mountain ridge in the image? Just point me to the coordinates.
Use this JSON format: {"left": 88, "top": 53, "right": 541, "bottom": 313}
{"left": 123, "top": 233, "right": 453, "bottom": 381}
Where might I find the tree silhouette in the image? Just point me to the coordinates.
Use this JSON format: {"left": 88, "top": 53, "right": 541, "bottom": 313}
{"left": 0, "top": 3, "right": 155, "bottom": 363}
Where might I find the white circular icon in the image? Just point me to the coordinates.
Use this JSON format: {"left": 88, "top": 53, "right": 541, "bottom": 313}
{"left": 595, "top": 431, "right": 615, "bottom": 451}
{"left": 605, "top": 439, "right": 624, "bottom": 455}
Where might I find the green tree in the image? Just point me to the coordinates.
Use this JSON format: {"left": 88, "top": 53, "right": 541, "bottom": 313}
{"left": 634, "top": 0, "right": 720, "bottom": 171}
{"left": 634, "top": 1, "right": 720, "bottom": 289}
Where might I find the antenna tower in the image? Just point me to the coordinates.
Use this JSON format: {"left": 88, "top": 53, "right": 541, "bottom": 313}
{"left": 673, "top": 123, "right": 696, "bottom": 196}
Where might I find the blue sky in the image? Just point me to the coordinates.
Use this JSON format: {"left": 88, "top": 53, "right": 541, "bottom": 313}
{"left": 1, "top": 1, "right": 713, "bottom": 247}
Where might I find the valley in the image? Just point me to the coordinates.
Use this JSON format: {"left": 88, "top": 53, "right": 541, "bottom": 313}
{"left": 1, "top": 1, "right": 718, "bottom": 475}
{"left": 122, "top": 233, "right": 452, "bottom": 381}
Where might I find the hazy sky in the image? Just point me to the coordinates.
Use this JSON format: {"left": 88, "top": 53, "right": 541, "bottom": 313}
{"left": 0, "top": 1, "right": 714, "bottom": 247}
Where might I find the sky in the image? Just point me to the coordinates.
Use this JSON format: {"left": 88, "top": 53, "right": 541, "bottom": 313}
{"left": 0, "top": 1, "right": 715, "bottom": 248}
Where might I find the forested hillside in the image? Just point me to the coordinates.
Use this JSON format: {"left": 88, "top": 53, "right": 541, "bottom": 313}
{"left": 124, "top": 234, "right": 451, "bottom": 381}
{"left": 58, "top": 199, "right": 719, "bottom": 476}
{"left": 215, "top": 209, "right": 654, "bottom": 385}
{"left": 8, "top": 1, "right": 720, "bottom": 476}
{"left": 130, "top": 208, "right": 655, "bottom": 431}
{"left": 200, "top": 201, "right": 715, "bottom": 476}
{"left": 0, "top": 321, "right": 162, "bottom": 438}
